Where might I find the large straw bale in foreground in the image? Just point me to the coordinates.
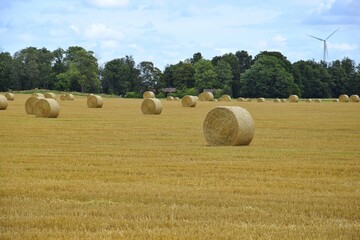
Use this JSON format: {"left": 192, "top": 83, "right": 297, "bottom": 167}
{"left": 141, "top": 98, "right": 162, "bottom": 114}
{"left": 350, "top": 94, "right": 359, "bottom": 102}
{"left": 87, "top": 95, "right": 103, "bottom": 108}
{"left": 203, "top": 106, "right": 254, "bottom": 146}
{"left": 219, "top": 95, "right": 232, "bottom": 101}
{"left": 339, "top": 94, "right": 349, "bottom": 102}
{"left": 181, "top": 95, "right": 197, "bottom": 107}
{"left": 44, "top": 92, "right": 56, "bottom": 99}
{"left": 198, "top": 92, "right": 214, "bottom": 101}
{"left": 0, "top": 95, "right": 8, "bottom": 110}
{"left": 289, "top": 95, "right": 299, "bottom": 103}
{"left": 5, "top": 93, "right": 15, "bottom": 101}
{"left": 143, "top": 91, "right": 155, "bottom": 99}
{"left": 25, "top": 96, "right": 44, "bottom": 114}
{"left": 34, "top": 98, "right": 60, "bottom": 118}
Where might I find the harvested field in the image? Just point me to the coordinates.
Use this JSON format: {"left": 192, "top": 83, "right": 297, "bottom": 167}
{"left": 0, "top": 94, "right": 359, "bottom": 239}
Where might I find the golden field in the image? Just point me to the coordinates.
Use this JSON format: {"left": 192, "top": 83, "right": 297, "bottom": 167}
{"left": 0, "top": 93, "right": 359, "bottom": 239}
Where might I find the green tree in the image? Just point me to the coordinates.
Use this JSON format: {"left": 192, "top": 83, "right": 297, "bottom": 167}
{"left": 55, "top": 63, "right": 82, "bottom": 91}
{"left": 64, "top": 46, "right": 101, "bottom": 93}
{"left": 138, "top": 61, "right": 162, "bottom": 92}
{"left": 191, "top": 52, "right": 203, "bottom": 65}
{"left": 214, "top": 59, "right": 232, "bottom": 94}
{"left": 194, "top": 59, "right": 217, "bottom": 91}
{"left": 0, "top": 52, "right": 13, "bottom": 91}
{"left": 173, "top": 62, "right": 195, "bottom": 89}
{"left": 240, "top": 55, "right": 298, "bottom": 98}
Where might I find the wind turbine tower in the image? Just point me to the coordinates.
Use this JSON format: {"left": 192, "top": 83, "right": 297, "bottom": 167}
{"left": 308, "top": 28, "right": 339, "bottom": 62}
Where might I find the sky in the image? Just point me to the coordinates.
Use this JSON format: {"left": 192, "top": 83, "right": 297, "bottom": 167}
{"left": 1, "top": 0, "right": 359, "bottom": 70}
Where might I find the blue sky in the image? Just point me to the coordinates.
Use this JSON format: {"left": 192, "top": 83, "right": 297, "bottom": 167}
{"left": 1, "top": 0, "right": 359, "bottom": 70}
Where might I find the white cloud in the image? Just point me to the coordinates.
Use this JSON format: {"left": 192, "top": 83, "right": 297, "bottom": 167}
{"left": 85, "top": 0, "right": 128, "bottom": 8}
{"left": 70, "top": 24, "right": 80, "bottom": 34}
{"left": 272, "top": 35, "right": 287, "bottom": 43}
{"left": 100, "top": 40, "right": 118, "bottom": 50}
{"left": 84, "top": 23, "right": 124, "bottom": 40}
{"left": 328, "top": 43, "right": 358, "bottom": 51}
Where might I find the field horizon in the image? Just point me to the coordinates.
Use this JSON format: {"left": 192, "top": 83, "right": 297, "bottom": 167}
{"left": 1, "top": 93, "right": 359, "bottom": 239}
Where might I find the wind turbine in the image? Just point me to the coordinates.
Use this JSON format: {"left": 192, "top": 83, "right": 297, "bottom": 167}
{"left": 308, "top": 28, "right": 339, "bottom": 62}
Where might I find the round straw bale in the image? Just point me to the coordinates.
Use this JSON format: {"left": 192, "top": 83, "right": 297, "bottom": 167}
{"left": 166, "top": 96, "right": 174, "bottom": 101}
{"left": 32, "top": 93, "right": 44, "bottom": 98}
{"left": 306, "top": 99, "right": 313, "bottom": 102}
{"left": 87, "top": 95, "right": 103, "bottom": 108}
{"left": 350, "top": 94, "right": 359, "bottom": 102}
{"left": 181, "top": 95, "right": 197, "bottom": 107}
{"left": 34, "top": 98, "right": 59, "bottom": 118}
{"left": 25, "top": 96, "right": 44, "bottom": 114}
{"left": 141, "top": 98, "right": 162, "bottom": 114}
{"left": 60, "top": 95, "right": 66, "bottom": 100}
{"left": 237, "top": 97, "right": 245, "bottom": 102}
{"left": 257, "top": 98, "right": 265, "bottom": 102}
{"left": 44, "top": 92, "right": 56, "bottom": 99}
{"left": 66, "top": 93, "right": 74, "bottom": 100}
{"left": 5, "top": 93, "right": 15, "bottom": 101}
{"left": 246, "top": 98, "right": 252, "bottom": 102}
{"left": 198, "top": 92, "right": 214, "bottom": 101}
{"left": 203, "top": 106, "right": 254, "bottom": 146}
{"left": 289, "top": 95, "right": 299, "bottom": 103}
{"left": 333, "top": 99, "right": 339, "bottom": 102}
{"left": 273, "top": 98, "right": 281, "bottom": 103}
{"left": 0, "top": 95, "right": 8, "bottom": 110}
{"left": 339, "top": 94, "right": 349, "bottom": 102}
{"left": 281, "top": 99, "right": 287, "bottom": 102}
{"left": 87, "top": 93, "right": 94, "bottom": 99}
{"left": 174, "top": 97, "right": 180, "bottom": 101}
{"left": 219, "top": 95, "right": 232, "bottom": 101}
{"left": 143, "top": 91, "right": 155, "bottom": 99}
{"left": 314, "top": 99, "right": 322, "bottom": 102}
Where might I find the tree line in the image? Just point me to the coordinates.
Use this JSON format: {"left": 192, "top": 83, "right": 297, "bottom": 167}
{"left": 1, "top": 46, "right": 359, "bottom": 98}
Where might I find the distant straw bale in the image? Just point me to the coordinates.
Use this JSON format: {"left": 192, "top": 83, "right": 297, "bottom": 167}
{"left": 32, "top": 93, "right": 44, "bottom": 98}
{"left": 0, "top": 95, "right": 8, "bottom": 110}
{"left": 273, "top": 98, "right": 281, "bottom": 103}
{"left": 44, "top": 92, "right": 56, "bottom": 99}
{"left": 333, "top": 99, "right": 339, "bottom": 102}
{"left": 257, "top": 98, "right": 265, "bottom": 102}
{"left": 87, "top": 95, "right": 103, "bottom": 108}
{"left": 219, "top": 95, "right": 232, "bottom": 101}
{"left": 246, "top": 98, "right": 252, "bottom": 102}
{"left": 237, "top": 97, "right": 245, "bottom": 102}
{"left": 25, "top": 96, "right": 44, "bottom": 115}
{"left": 281, "top": 99, "right": 287, "bottom": 102}
{"left": 350, "top": 94, "right": 359, "bottom": 102}
{"left": 314, "top": 99, "right": 322, "bottom": 102}
{"left": 143, "top": 91, "right": 155, "bottom": 99}
{"left": 66, "top": 94, "right": 74, "bottom": 100}
{"left": 141, "top": 98, "right": 162, "bottom": 114}
{"left": 5, "top": 93, "right": 15, "bottom": 101}
{"left": 60, "top": 95, "right": 66, "bottom": 100}
{"left": 34, "top": 98, "right": 59, "bottom": 118}
{"left": 198, "top": 92, "right": 214, "bottom": 101}
{"left": 203, "top": 106, "right": 254, "bottom": 146}
{"left": 306, "top": 99, "right": 313, "bottom": 103}
{"left": 339, "top": 94, "right": 349, "bottom": 102}
{"left": 289, "top": 95, "right": 299, "bottom": 103}
{"left": 166, "top": 96, "right": 174, "bottom": 101}
{"left": 174, "top": 97, "right": 180, "bottom": 101}
{"left": 181, "top": 95, "right": 197, "bottom": 107}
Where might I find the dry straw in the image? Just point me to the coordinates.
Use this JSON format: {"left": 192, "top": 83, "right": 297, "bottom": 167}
{"left": 273, "top": 98, "right": 281, "bottom": 103}
{"left": 257, "top": 98, "right": 265, "bottom": 102}
{"left": 281, "top": 99, "right": 287, "bottom": 102}
{"left": 306, "top": 99, "right": 313, "bottom": 102}
{"left": 0, "top": 95, "right": 8, "bottom": 110}
{"left": 203, "top": 106, "right": 254, "bottom": 146}
{"left": 339, "top": 94, "right": 349, "bottom": 102}
{"left": 143, "top": 91, "right": 155, "bottom": 99}
{"left": 25, "top": 96, "right": 44, "bottom": 114}
{"left": 32, "top": 93, "right": 44, "bottom": 98}
{"left": 181, "top": 95, "right": 197, "bottom": 107}
{"left": 166, "top": 96, "right": 174, "bottom": 101}
{"left": 141, "top": 98, "right": 162, "bottom": 114}
{"left": 198, "top": 92, "right": 214, "bottom": 101}
{"left": 34, "top": 98, "right": 60, "bottom": 118}
{"left": 5, "top": 93, "right": 15, "bottom": 101}
{"left": 44, "top": 92, "right": 56, "bottom": 99}
{"left": 219, "top": 95, "right": 232, "bottom": 101}
{"left": 66, "top": 93, "right": 74, "bottom": 100}
{"left": 333, "top": 99, "right": 339, "bottom": 102}
{"left": 174, "top": 97, "right": 180, "bottom": 101}
{"left": 289, "top": 95, "right": 299, "bottom": 103}
{"left": 237, "top": 97, "right": 245, "bottom": 102}
{"left": 350, "top": 94, "right": 359, "bottom": 102}
{"left": 87, "top": 95, "right": 103, "bottom": 108}
{"left": 60, "top": 95, "right": 66, "bottom": 100}
{"left": 314, "top": 99, "right": 322, "bottom": 102}
{"left": 246, "top": 98, "right": 252, "bottom": 102}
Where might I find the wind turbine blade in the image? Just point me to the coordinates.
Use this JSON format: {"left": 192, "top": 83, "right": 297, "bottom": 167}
{"left": 308, "top": 35, "right": 325, "bottom": 41}
{"left": 325, "top": 28, "right": 339, "bottom": 40}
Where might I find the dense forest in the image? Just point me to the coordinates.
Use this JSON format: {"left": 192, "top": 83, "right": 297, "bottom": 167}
{"left": 1, "top": 46, "right": 359, "bottom": 98}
